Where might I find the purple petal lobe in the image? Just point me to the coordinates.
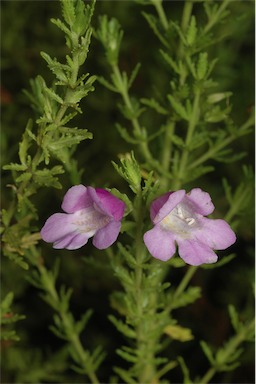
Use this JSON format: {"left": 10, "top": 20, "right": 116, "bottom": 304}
{"left": 61, "top": 185, "right": 92, "bottom": 213}
{"left": 54, "top": 232, "right": 89, "bottom": 250}
{"left": 150, "top": 192, "right": 172, "bottom": 222}
{"left": 195, "top": 218, "right": 236, "bottom": 250}
{"left": 143, "top": 226, "right": 176, "bottom": 261}
{"left": 186, "top": 188, "right": 215, "bottom": 216}
{"left": 89, "top": 187, "right": 125, "bottom": 221}
{"left": 41, "top": 213, "right": 76, "bottom": 243}
{"left": 153, "top": 190, "right": 186, "bottom": 224}
{"left": 178, "top": 239, "right": 218, "bottom": 266}
{"left": 93, "top": 221, "right": 121, "bottom": 249}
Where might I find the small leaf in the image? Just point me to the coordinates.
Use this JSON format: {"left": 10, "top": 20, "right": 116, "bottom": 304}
{"left": 108, "top": 315, "right": 136, "bottom": 339}
{"left": 197, "top": 52, "right": 208, "bottom": 80}
{"left": 186, "top": 16, "right": 197, "bottom": 46}
{"left": 168, "top": 95, "right": 188, "bottom": 120}
{"left": 141, "top": 97, "right": 168, "bottom": 115}
{"left": 200, "top": 341, "right": 215, "bottom": 364}
{"left": 164, "top": 324, "right": 194, "bottom": 342}
{"left": 3, "top": 163, "right": 27, "bottom": 172}
{"left": 161, "top": 50, "right": 180, "bottom": 73}
{"left": 128, "top": 63, "right": 141, "bottom": 89}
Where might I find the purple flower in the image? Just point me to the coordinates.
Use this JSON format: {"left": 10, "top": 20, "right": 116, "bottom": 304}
{"left": 143, "top": 188, "right": 236, "bottom": 266}
{"left": 41, "top": 185, "right": 125, "bottom": 250}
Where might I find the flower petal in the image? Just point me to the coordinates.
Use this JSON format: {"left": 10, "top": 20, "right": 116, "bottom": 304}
{"left": 61, "top": 185, "right": 92, "bottom": 213}
{"left": 41, "top": 212, "right": 93, "bottom": 250}
{"left": 54, "top": 232, "right": 90, "bottom": 250}
{"left": 150, "top": 192, "right": 171, "bottom": 222}
{"left": 41, "top": 213, "right": 76, "bottom": 243}
{"left": 186, "top": 188, "right": 215, "bottom": 216}
{"left": 89, "top": 187, "right": 125, "bottom": 221}
{"left": 93, "top": 221, "right": 121, "bottom": 249}
{"left": 152, "top": 190, "right": 186, "bottom": 224}
{"left": 195, "top": 217, "right": 236, "bottom": 250}
{"left": 177, "top": 239, "right": 218, "bottom": 266}
{"left": 143, "top": 226, "right": 176, "bottom": 261}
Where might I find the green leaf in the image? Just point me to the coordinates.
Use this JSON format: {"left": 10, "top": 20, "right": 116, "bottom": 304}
{"left": 116, "top": 348, "right": 137, "bottom": 363}
{"left": 19, "top": 119, "right": 34, "bottom": 165}
{"left": 108, "top": 315, "right": 136, "bottom": 339}
{"left": 207, "top": 92, "right": 233, "bottom": 104}
{"left": 112, "top": 152, "right": 141, "bottom": 193}
{"left": 200, "top": 341, "right": 215, "bottom": 364}
{"left": 171, "top": 286, "right": 201, "bottom": 309}
{"left": 197, "top": 52, "right": 208, "bottom": 80}
{"left": 184, "top": 165, "right": 214, "bottom": 182}
{"left": 33, "top": 166, "right": 64, "bottom": 188}
{"left": 141, "top": 97, "right": 168, "bottom": 115}
{"left": 186, "top": 16, "right": 197, "bottom": 46}
{"left": 40, "top": 52, "right": 69, "bottom": 83}
{"left": 142, "top": 12, "right": 169, "bottom": 48}
{"left": 168, "top": 94, "right": 189, "bottom": 120}
{"left": 114, "top": 367, "right": 137, "bottom": 384}
{"left": 43, "top": 87, "right": 64, "bottom": 105}
{"left": 3, "top": 163, "right": 27, "bottom": 172}
{"left": 164, "top": 324, "right": 194, "bottom": 342}
{"left": 16, "top": 172, "right": 32, "bottom": 183}
{"left": 61, "top": 0, "right": 75, "bottom": 27}
{"left": 116, "top": 124, "right": 141, "bottom": 144}
{"left": 177, "top": 356, "right": 191, "bottom": 384}
{"left": 160, "top": 50, "right": 180, "bottom": 74}
{"left": 228, "top": 305, "right": 241, "bottom": 333}
{"left": 97, "top": 76, "right": 118, "bottom": 93}
{"left": 128, "top": 63, "right": 141, "bottom": 89}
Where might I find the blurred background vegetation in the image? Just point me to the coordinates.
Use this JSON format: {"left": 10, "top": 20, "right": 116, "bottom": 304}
{"left": 1, "top": 1, "right": 254, "bottom": 383}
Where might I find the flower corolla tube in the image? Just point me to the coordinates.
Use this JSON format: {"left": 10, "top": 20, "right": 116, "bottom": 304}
{"left": 143, "top": 188, "right": 236, "bottom": 266}
{"left": 41, "top": 185, "right": 126, "bottom": 250}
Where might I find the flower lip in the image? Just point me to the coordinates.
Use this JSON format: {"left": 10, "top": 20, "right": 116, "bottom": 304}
{"left": 152, "top": 190, "right": 186, "bottom": 224}
{"left": 144, "top": 188, "right": 236, "bottom": 266}
{"left": 41, "top": 185, "right": 125, "bottom": 250}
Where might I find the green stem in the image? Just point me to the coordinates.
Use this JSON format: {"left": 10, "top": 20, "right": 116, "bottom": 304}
{"left": 133, "top": 191, "right": 157, "bottom": 382}
{"left": 173, "top": 88, "right": 200, "bottom": 189}
{"left": 177, "top": 0, "right": 194, "bottom": 63}
{"left": 112, "top": 64, "right": 161, "bottom": 172}
{"left": 161, "top": 120, "right": 175, "bottom": 190}
{"left": 166, "top": 266, "right": 197, "bottom": 313}
{"left": 151, "top": 0, "right": 169, "bottom": 30}
{"left": 38, "top": 265, "right": 100, "bottom": 384}
{"left": 200, "top": 367, "right": 216, "bottom": 384}
{"left": 181, "top": 1, "right": 193, "bottom": 33}
{"left": 204, "top": 0, "right": 230, "bottom": 34}
{"left": 173, "top": 266, "right": 197, "bottom": 300}
{"left": 200, "top": 319, "right": 254, "bottom": 384}
{"left": 188, "top": 115, "right": 254, "bottom": 171}
{"left": 224, "top": 184, "right": 251, "bottom": 223}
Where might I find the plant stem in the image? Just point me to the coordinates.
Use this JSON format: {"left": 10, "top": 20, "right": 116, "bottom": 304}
{"left": 151, "top": 0, "right": 169, "bottom": 31}
{"left": 188, "top": 115, "right": 254, "bottom": 170}
{"left": 133, "top": 190, "right": 157, "bottom": 382}
{"left": 200, "top": 319, "right": 254, "bottom": 384}
{"left": 204, "top": 0, "right": 230, "bottom": 34}
{"left": 173, "top": 266, "right": 197, "bottom": 300}
{"left": 181, "top": 1, "right": 193, "bottom": 33}
{"left": 112, "top": 64, "right": 162, "bottom": 173}
{"left": 161, "top": 120, "right": 175, "bottom": 190}
{"left": 38, "top": 264, "right": 100, "bottom": 384}
{"left": 173, "top": 88, "right": 200, "bottom": 189}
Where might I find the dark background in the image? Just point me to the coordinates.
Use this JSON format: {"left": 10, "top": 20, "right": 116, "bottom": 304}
{"left": 1, "top": 1, "right": 254, "bottom": 383}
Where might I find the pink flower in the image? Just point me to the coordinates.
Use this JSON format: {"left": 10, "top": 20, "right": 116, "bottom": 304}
{"left": 41, "top": 185, "right": 125, "bottom": 250}
{"left": 143, "top": 188, "right": 236, "bottom": 266}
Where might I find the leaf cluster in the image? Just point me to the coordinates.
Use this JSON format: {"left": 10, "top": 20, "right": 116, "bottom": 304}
{"left": 199, "top": 305, "right": 254, "bottom": 380}
{"left": 0, "top": 292, "right": 25, "bottom": 342}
